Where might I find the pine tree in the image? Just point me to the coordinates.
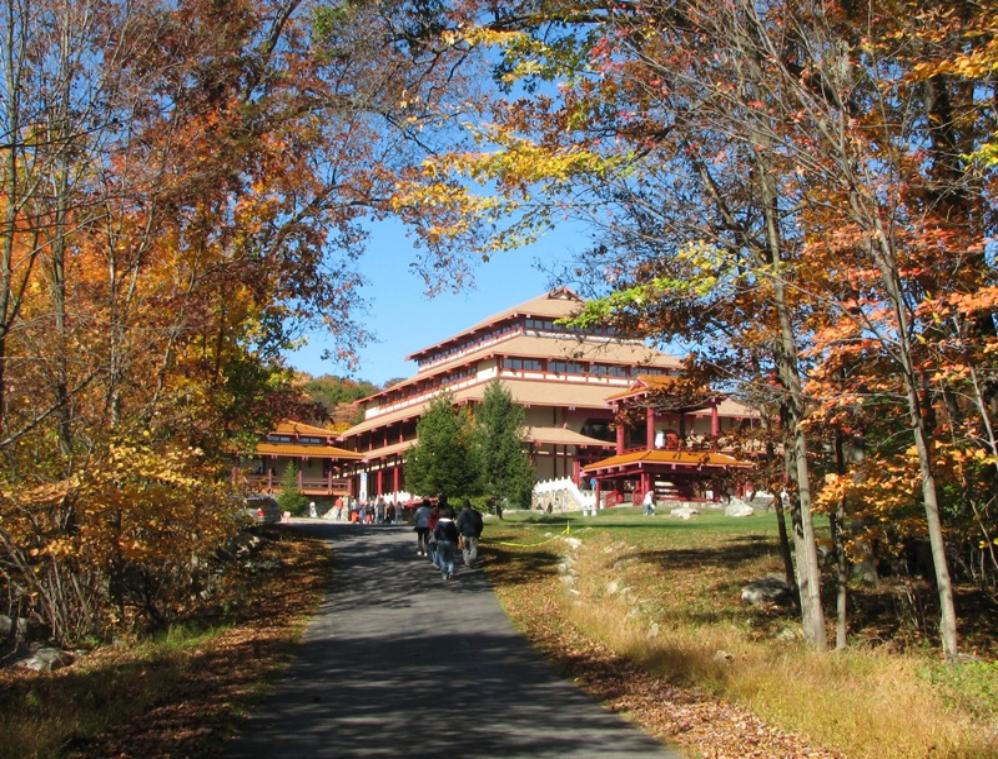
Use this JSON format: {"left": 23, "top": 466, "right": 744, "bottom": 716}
{"left": 406, "top": 393, "right": 480, "bottom": 499}
{"left": 277, "top": 462, "right": 309, "bottom": 516}
{"left": 475, "top": 380, "right": 534, "bottom": 509}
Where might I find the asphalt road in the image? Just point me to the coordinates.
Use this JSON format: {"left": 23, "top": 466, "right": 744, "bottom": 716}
{"left": 225, "top": 521, "right": 679, "bottom": 759}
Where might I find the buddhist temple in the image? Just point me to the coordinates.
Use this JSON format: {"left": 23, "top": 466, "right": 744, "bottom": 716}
{"left": 581, "top": 375, "right": 758, "bottom": 506}
{"left": 233, "top": 420, "right": 362, "bottom": 497}
{"left": 336, "top": 288, "right": 755, "bottom": 502}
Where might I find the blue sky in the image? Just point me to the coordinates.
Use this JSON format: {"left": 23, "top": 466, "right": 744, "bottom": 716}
{"left": 286, "top": 217, "right": 593, "bottom": 385}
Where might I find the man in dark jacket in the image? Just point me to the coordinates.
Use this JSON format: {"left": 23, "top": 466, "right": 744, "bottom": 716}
{"left": 456, "top": 499, "right": 484, "bottom": 568}
{"left": 434, "top": 506, "right": 459, "bottom": 580}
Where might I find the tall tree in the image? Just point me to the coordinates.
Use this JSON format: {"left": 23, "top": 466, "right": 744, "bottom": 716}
{"left": 405, "top": 393, "right": 480, "bottom": 499}
{"left": 474, "top": 379, "right": 533, "bottom": 509}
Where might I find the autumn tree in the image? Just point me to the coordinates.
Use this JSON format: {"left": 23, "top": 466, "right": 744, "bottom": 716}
{"left": 395, "top": 0, "right": 996, "bottom": 657}
{"left": 0, "top": 0, "right": 479, "bottom": 644}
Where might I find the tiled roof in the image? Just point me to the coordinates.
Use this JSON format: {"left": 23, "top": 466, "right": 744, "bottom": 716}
{"left": 358, "top": 334, "right": 681, "bottom": 406}
{"left": 525, "top": 426, "right": 616, "bottom": 447}
{"left": 362, "top": 438, "right": 417, "bottom": 462}
{"left": 255, "top": 442, "right": 363, "bottom": 459}
{"left": 582, "top": 448, "right": 754, "bottom": 472}
{"left": 341, "top": 377, "right": 628, "bottom": 438}
{"left": 689, "top": 398, "right": 759, "bottom": 418}
{"left": 406, "top": 287, "right": 584, "bottom": 360}
{"left": 272, "top": 420, "right": 341, "bottom": 437}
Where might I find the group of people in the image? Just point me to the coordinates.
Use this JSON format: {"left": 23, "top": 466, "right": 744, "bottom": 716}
{"left": 412, "top": 497, "right": 485, "bottom": 581}
{"left": 334, "top": 495, "right": 404, "bottom": 525}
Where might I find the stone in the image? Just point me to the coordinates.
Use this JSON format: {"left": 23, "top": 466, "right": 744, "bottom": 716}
{"left": 18, "top": 646, "right": 73, "bottom": 672}
{"left": 775, "top": 626, "right": 802, "bottom": 641}
{"left": 741, "top": 575, "right": 791, "bottom": 606}
{"left": 605, "top": 579, "right": 621, "bottom": 595}
{"left": 669, "top": 506, "right": 699, "bottom": 520}
{"left": 713, "top": 649, "right": 734, "bottom": 664}
{"left": 563, "top": 537, "right": 582, "bottom": 550}
{"left": 724, "top": 499, "right": 754, "bottom": 517}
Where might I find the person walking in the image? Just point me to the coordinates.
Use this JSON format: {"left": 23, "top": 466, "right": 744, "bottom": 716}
{"left": 413, "top": 499, "right": 432, "bottom": 556}
{"left": 642, "top": 489, "right": 656, "bottom": 516}
{"left": 434, "top": 506, "right": 459, "bottom": 580}
{"left": 426, "top": 502, "right": 442, "bottom": 568}
{"left": 456, "top": 499, "right": 484, "bottom": 568}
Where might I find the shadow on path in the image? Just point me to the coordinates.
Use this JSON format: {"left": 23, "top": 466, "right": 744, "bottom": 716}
{"left": 225, "top": 522, "right": 678, "bottom": 758}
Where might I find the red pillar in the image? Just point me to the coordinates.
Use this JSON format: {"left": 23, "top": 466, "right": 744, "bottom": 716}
{"left": 640, "top": 470, "right": 650, "bottom": 498}
{"left": 645, "top": 406, "right": 655, "bottom": 450}
{"left": 615, "top": 423, "right": 625, "bottom": 454}
{"left": 266, "top": 459, "right": 273, "bottom": 490}
{"left": 594, "top": 479, "right": 601, "bottom": 511}
{"left": 572, "top": 457, "right": 581, "bottom": 485}
{"left": 376, "top": 466, "right": 384, "bottom": 496}
{"left": 711, "top": 401, "right": 720, "bottom": 447}
{"left": 393, "top": 462, "right": 400, "bottom": 493}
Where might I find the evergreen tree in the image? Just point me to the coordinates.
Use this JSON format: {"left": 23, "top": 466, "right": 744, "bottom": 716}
{"left": 475, "top": 380, "right": 534, "bottom": 509}
{"left": 406, "top": 393, "right": 480, "bottom": 498}
{"left": 277, "top": 462, "right": 309, "bottom": 516}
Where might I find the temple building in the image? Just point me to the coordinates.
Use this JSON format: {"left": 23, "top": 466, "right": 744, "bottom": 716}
{"left": 337, "top": 287, "right": 754, "bottom": 502}
{"left": 581, "top": 375, "right": 757, "bottom": 506}
{"left": 232, "top": 420, "right": 361, "bottom": 497}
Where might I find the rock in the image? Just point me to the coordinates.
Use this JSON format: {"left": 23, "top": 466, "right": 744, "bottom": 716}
{"left": 563, "top": 537, "right": 582, "bottom": 550}
{"left": 648, "top": 622, "right": 660, "bottom": 637}
{"left": 724, "top": 499, "right": 754, "bottom": 517}
{"left": 741, "top": 575, "right": 791, "bottom": 605}
{"left": 775, "top": 626, "right": 801, "bottom": 641}
{"left": 669, "top": 506, "right": 699, "bottom": 520}
{"left": 18, "top": 647, "right": 73, "bottom": 672}
{"left": 605, "top": 579, "right": 621, "bottom": 595}
{"left": 713, "top": 649, "right": 734, "bottom": 664}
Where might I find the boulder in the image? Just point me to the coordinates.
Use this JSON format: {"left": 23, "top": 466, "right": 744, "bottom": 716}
{"left": 669, "top": 506, "right": 699, "bottom": 520}
{"left": 741, "top": 575, "right": 791, "bottom": 606}
{"left": 17, "top": 646, "right": 73, "bottom": 672}
{"left": 713, "top": 649, "right": 734, "bottom": 664}
{"left": 724, "top": 499, "right": 755, "bottom": 518}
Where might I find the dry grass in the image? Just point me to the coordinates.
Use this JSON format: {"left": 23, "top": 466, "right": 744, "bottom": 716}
{"left": 0, "top": 526, "right": 332, "bottom": 759}
{"left": 486, "top": 510, "right": 997, "bottom": 758}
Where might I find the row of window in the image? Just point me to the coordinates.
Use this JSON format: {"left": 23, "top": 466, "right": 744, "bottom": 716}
{"left": 266, "top": 434, "right": 327, "bottom": 445}
{"left": 417, "top": 321, "right": 520, "bottom": 368}
{"left": 505, "top": 358, "right": 671, "bottom": 378}
{"left": 417, "top": 315, "right": 621, "bottom": 368}
{"left": 524, "top": 317, "right": 618, "bottom": 337}
{"left": 378, "top": 366, "right": 477, "bottom": 408}
{"left": 380, "top": 357, "right": 674, "bottom": 410}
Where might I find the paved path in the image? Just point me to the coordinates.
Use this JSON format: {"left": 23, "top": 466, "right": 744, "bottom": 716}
{"left": 225, "top": 521, "right": 679, "bottom": 758}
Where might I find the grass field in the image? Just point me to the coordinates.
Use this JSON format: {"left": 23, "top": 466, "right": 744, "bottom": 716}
{"left": 484, "top": 508, "right": 998, "bottom": 758}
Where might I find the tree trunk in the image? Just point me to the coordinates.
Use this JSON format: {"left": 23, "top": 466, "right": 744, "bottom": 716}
{"left": 758, "top": 157, "right": 827, "bottom": 650}
{"left": 831, "top": 429, "right": 851, "bottom": 649}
